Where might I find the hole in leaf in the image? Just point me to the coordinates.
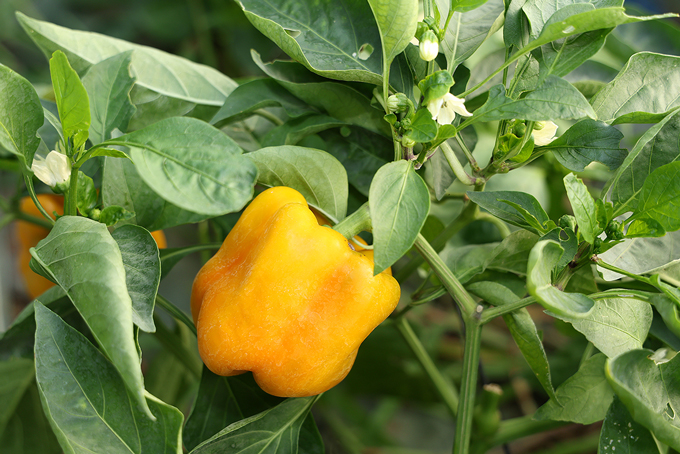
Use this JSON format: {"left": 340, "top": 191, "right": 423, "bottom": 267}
{"left": 664, "top": 403, "right": 675, "bottom": 420}
{"left": 358, "top": 43, "right": 374, "bottom": 60}
{"left": 284, "top": 28, "right": 301, "bottom": 38}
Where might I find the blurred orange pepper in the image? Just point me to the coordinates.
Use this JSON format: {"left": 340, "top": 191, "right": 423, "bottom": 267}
{"left": 16, "top": 195, "right": 167, "bottom": 299}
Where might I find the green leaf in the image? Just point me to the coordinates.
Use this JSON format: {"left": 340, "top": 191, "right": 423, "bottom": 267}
{"left": 0, "top": 357, "right": 35, "bottom": 436}
{"left": 192, "top": 395, "right": 321, "bottom": 453}
{"left": 542, "top": 119, "right": 626, "bottom": 171}
{"left": 485, "top": 230, "right": 539, "bottom": 275}
{"left": 527, "top": 240, "right": 595, "bottom": 318}
{"left": 631, "top": 162, "right": 680, "bottom": 232}
{"left": 553, "top": 298, "right": 653, "bottom": 359}
{"left": 103, "top": 117, "right": 257, "bottom": 217}
{"left": 184, "top": 368, "right": 317, "bottom": 451}
{"left": 252, "top": 52, "right": 390, "bottom": 137}
{"left": 29, "top": 216, "right": 151, "bottom": 418}
{"left": 606, "top": 349, "right": 680, "bottom": 450}
{"left": 441, "top": 243, "right": 499, "bottom": 284}
{"left": 626, "top": 219, "right": 666, "bottom": 239}
{"left": 49, "top": 50, "right": 90, "bottom": 151}
{"left": 650, "top": 294, "right": 680, "bottom": 339}
{"left": 563, "top": 173, "right": 599, "bottom": 244}
{"left": 99, "top": 206, "right": 135, "bottom": 227}
{"left": 467, "top": 281, "right": 557, "bottom": 401}
{"left": 111, "top": 225, "right": 160, "bottom": 333}
{"left": 238, "top": 0, "right": 383, "bottom": 85}
{"left": 102, "top": 156, "right": 209, "bottom": 231}
{"left": 0, "top": 63, "right": 43, "bottom": 169}
{"left": 608, "top": 110, "right": 680, "bottom": 216}
{"left": 0, "top": 378, "right": 61, "bottom": 453}
{"left": 82, "top": 51, "right": 136, "bottom": 144}
{"left": 438, "top": 0, "right": 504, "bottom": 71}
{"left": 600, "top": 396, "right": 660, "bottom": 454}
{"left": 76, "top": 171, "right": 97, "bottom": 217}
{"left": 322, "top": 127, "right": 392, "bottom": 197}
{"left": 534, "top": 353, "right": 613, "bottom": 424}
{"left": 451, "top": 0, "right": 491, "bottom": 13}
{"left": 367, "top": 0, "right": 418, "bottom": 66}
{"left": 598, "top": 231, "right": 680, "bottom": 281}
{"left": 17, "top": 13, "right": 237, "bottom": 108}
{"left": 404, "top": 108, "right": 438, "bottom": 143}
{"left": 248, "top": 146, "right": 348, "bottom": 221}
{"left": 262, "top": 114, "right": 346, "bottom": 147}
{"left": 369, "top": 161, "right": 430, "bottom": 274}
{"left": 33, "top": 302, "right": 184, "bottom": 454}
{"left": 211, "top": 78, "right": 311, "bottom": 127}
{"left": 469, "top": 76, "right": 595, "bottom": 126}
{"left": 466, "top": 190, "right": 551, "bottom": 235}
{"left": 591, "top": 52, "right": 680, "bottom": 124}
{"left": 540, "top": 227, "right": 578, "bottom": 271}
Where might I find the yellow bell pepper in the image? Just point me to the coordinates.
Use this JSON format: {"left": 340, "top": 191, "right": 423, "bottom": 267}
{"left": 190, "top": 186, "right": 401, "bottom": 397}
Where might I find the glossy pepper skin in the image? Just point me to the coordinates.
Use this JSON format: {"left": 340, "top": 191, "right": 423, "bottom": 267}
{"left": 16, "top": 195, "right": 167, "bottom": 299}
{"left": 191, "top": 187, "right": 401, "bottom": 397}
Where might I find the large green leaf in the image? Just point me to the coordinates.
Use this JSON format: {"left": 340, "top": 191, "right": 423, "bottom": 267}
{"left": 599, "top": 396, "right": 660, "bottom": 454}
{"left": 248, "top": 146, "right": 348, "bottom": 221}
{"left": 522, "top": 0, "right": 622, "bottom": 40}
{"left": 103, "top": 117, "right": 257, "bottom": 216}
{"left": 29, "top": 216, "right": 150, "bottom": 418}
{"left": 485, "top": 230, "right": 538, "bottom": 275}
{"left": 468, "top": 76, "right": 595, "bottom": 125}
{"left": 252, "top": 52, "right": 390, "bottom": 137}
{"left": 541, "top": 119, "right": 626, "bottom": 171}
{"left": 591, "top": 52, "right": 680, "bottom": 124}
{"left": 49, "top": 50, "right": 90, "bottom": 151}
{"left": 368, "top": 0, "right": 418, "bottom": 66}
{"left": 102, "top": 156, "right": 209, "bottom": 231}
{"left": 0, "top": 63, "right": 43, "bottom": 169}
{"left": 82, "top": 51, "right": 136, "bottom": 144}
{"left": 466, "top": 190, "right": 552, "bottom": 235}
{"left": 0, "top": 358, "right": 35, "bottom": 436}
{"left": 238, "top": 0, "right": 383, "bottom": 84}
{"left": 606, "top": 349, "right": 680, "bottom": 450}
{"left": 467, "top": 281, "right": 557, "bottom": 401}
{"left": 527, "top": 240, "right": 595, "bottom": 318}
{"left": 261, "top": 114, "right": 347, "bottom": 147}
{"left": 34, "top": 302, "right": 183, "bottom": 454}
{"left": 192, "top": 395, "right": 321, "bottom": 453}
{"left": 440, "top": 243, "right": 499, "bottom": 284}
{"left": 631, "top": 162, "right": 680, "bottom": 232}
{"left": 210, "top": 78, "right": 312, "bottom": 127}
{"left": 369, "top": 161, "right": 430, "bottom": 274}
{"left": 553, "top": 298, "right": 652, "bottom": 359}
{"left": 534, "top": 353, "right": 613, "bottom": 424}
{"left": 563, "top": 173, "right": 599, "bottom": 244}
{"left": 17, "top": 13, "right": 236, "bottom": 105}
{"left": 111, "top": 225, "right": 160, "bottom": 333}
{"left": 598, "top": 231, "right": 680, "bottom": 281}
{"left": 438, "top": 0, "right": 504, "bottom": 71}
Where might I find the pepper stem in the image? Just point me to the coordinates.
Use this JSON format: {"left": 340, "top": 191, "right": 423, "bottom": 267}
{"left": 332, "top": 203, "right": 372, "bottom": 240}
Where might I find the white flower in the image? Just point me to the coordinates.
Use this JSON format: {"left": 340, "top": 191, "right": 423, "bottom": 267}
{"left": 32, "top": 150, "right": 71, "bottom": 188}
{"left": 532, "top": 121, "right": 558, "bottom": 146}
{"left": 419, "top": 31, "right": 439, "bottom": 62}
{"left": 427, "top": 93, "right": 473, "bottom": 125}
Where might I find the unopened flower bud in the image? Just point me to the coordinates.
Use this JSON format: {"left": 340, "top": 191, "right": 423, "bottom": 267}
{"left": 419, "top": 30, "right": 439, "bottom": 62}
{"left": 387, "top": 93, "right": 412, "bottom": 114}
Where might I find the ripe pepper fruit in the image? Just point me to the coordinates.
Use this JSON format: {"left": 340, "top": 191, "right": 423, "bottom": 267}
{"left": 191, "top": 186, "right": 401, "bottom": 397}
{"left": 16, "top": 194, "right": 167, "bottom": 299}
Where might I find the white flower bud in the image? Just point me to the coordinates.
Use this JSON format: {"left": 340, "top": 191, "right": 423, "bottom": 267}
{"left": 32, "top": 150, "right": 71, "bottom": 190}
{"left": 419, "top": 30, "right": 439, "bottom": 62}
{"left": 427, "top": 93, "right": 473, "bottom": 125}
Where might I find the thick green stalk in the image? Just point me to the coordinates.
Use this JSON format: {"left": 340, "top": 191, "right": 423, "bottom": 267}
{"left": 413, "top": 233, "right": 477, "bottom": 316}
{"left": 23, "top": 174, "right": 55, "bottom": 225}
{"left": 395, "top": 316, "right": 459, "bottom": 416}
{"left": 480, "top": 296, "right": 535, "bottom": 324}
{"left": 453, "top": 320, "right": 482, "bottom": 454}
{"left": 470, "top": 415, "right": 567, "bottom": 454}
{"left": 440, "top": 141, "right": 479, "bottom": 186}
{"left": 155, "top": 294, "right": 197, "bottom": 337}
{"left": 65, "top": 165, "right": 79, "bottom": 216}
{"left": 332, "top": 203, "right": 372, "bottom": 240}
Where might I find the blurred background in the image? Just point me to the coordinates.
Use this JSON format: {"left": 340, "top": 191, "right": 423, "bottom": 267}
{"left": 1, "top": 1, "right": 680, "bottom": 453}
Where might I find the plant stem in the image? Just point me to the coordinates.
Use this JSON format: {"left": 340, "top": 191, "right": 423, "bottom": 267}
{"left": 65, "top": 166, "right": 79, "bottom": 216}
{"left": 0, "top": 214, "right": 16, "bottom": 230}
{"left": 152, "top": 313, "right": 202, "bottom": 379}
{"left": 413, "top": 233, "right": 478, "bottom": 316}
{"left": 476, "top": 212, "right": 510, "bottom": 239}
{"left": 23, "top": 174, "right": 55, "bottom": 225}
{"left": 470, "top": 415, "right": 567, "bottom": 454}
{"left": 0, "top": 158, "right": 22, "bottom": 173}
{"left": 332, "top": 203, "right": 372, "bottom": 239}
{"left": 155, "top": 294, "right": 197, "bottom": 337}
{"left": 595, "top": 259, "right": 653, "bottom": 285}
{"left": 454, "top": 134, "right": 480, "bottom": 173}
{"left": 253, "top": 109, "right": 284, "bottom": 126}
{"left": 480, "top": 296, "right": 535, "bottom": 324}
{"left": 441, "top": 141, "right": 479, "bottom": 186}
{"left": 453, "top": 320, "right": 482, "bottom": 454}
{"left": 395, "top": 198, "right": 479, "bottom": 282}
{"left": 395, "top": 316, "right": 459, "bottom": 416}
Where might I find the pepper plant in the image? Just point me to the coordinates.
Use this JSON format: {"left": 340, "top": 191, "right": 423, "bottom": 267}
{"left": 1, "top": 0, "right": 680, "bottom": 452}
